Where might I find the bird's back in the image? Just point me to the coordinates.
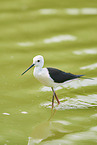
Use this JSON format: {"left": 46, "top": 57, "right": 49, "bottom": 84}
{"left": 47, "top": 67, "right": 83, "bottom": 83}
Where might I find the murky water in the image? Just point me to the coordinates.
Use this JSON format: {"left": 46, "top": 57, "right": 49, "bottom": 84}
{"left": 0, "top": 0, "right": 97, "bottom": 145}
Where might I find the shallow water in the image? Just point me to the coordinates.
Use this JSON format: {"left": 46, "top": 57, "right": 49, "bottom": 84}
{"left": 0, "top": 0, "right": 97, "bottom": 145}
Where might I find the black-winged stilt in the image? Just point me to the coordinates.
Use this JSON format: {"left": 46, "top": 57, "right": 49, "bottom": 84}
{"left": 21, "top": 55, "right": 84, "bottom": 108}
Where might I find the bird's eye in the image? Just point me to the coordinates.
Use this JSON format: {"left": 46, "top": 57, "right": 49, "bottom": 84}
{"left": 37, "top": 60, "right": 40, "bottom": 62}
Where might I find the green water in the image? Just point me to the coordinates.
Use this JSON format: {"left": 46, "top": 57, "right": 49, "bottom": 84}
{"left": 0, "top": 0, "right": 97, "bottom": 145}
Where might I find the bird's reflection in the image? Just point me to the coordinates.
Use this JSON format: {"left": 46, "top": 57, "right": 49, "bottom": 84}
{"left": 27, "top": 109, "right": 70, "bottom": 145}
{"left": 27, "top": 110, "right": 57, "bottom": 145}
{"left": 48, "top": 109, "right": 57, "bottom": 121}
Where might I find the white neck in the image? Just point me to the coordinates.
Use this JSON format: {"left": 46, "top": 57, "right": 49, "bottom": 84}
{"left": 33, "top": 66, "right": 42, "bottom": 76}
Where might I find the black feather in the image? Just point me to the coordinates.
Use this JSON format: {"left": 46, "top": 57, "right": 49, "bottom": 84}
{"left": 47, "top": 67, "right": 84, "bottom": 83}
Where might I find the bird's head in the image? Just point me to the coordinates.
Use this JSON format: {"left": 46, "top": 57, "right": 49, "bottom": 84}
{"left": 21, "top": 55, "right": 44, "bottom": 76}
{"left": 33, "top": 55, "right": 44, "bottom": 68}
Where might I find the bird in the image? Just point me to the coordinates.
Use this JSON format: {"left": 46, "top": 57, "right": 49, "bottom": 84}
{"left": 21, "top": 55, "right": 84, "bottom": 108}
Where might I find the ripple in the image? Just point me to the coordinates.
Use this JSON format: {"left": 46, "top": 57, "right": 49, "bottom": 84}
{"left": 80, "top": 63, "right": 97, "bottom": 70}
{"left": 73, "top": 48, "right": 97, "bottom": 55}
{"left": 65, "top": 126, "right": 97, "bottom": 141}
{"left": 39, "top": 8, "right": 97, "bottom": 15}
{"left": 40, "top": 94, "right": 97, "bottom": 110}
{"left": 91, "top": 113, "right": 97, "bottom": 118}
{"left": 44, "top": 35, "right": 77, "bottom": 44}
{"left": 52, "top": 120, "right": 71, "bottom": 125}
{"left": 39, "top": 9, "right": 57, "bottom": 15}
{"left": 17, "top": 42, "right": 34, "bottom": 47}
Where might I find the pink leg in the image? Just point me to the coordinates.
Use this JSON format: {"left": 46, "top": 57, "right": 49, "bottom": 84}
{"left": 51, "top": 87, "right": 60, "bottom": 105}
{"left": 54, "top": 92, "right": 60, "bottom": 104}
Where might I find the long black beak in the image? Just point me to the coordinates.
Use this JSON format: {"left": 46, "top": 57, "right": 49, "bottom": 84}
{"left": 21, "top": 63, "right": 35, "bottom": 76}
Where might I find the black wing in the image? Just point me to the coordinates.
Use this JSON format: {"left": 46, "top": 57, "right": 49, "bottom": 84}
{"left": 47, "top": 67, "right": 83, "bottom": 83}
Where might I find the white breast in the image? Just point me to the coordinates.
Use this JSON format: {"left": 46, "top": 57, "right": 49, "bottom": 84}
{"left": 33, "top": 67, "right": 55, "bottom": 87}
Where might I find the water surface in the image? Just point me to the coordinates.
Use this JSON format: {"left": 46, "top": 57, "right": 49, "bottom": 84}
{"left": 0, "top": 0, "right": 97, "bottom": 144}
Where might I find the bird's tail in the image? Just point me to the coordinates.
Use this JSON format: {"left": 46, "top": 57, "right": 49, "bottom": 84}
{"left": 79, "top": 75, "right": 94, "bottom": 80}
